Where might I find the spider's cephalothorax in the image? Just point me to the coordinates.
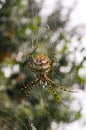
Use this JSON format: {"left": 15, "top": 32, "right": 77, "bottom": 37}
{"left": 21, "top": 48, "right": 76, "bottom": 102}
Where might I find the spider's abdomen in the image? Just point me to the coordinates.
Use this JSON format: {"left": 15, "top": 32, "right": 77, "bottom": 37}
{"left": 34, "top": 54, "right": 50, "bottom": 73}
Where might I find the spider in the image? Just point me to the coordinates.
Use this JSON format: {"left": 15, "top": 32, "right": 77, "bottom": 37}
{"left": 21, "top": 47, "right": 76, "bottom": 102}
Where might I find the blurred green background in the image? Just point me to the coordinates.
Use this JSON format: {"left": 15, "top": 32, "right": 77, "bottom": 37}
{"left": 0, "top": 0, "right": 85, "bottom": 130}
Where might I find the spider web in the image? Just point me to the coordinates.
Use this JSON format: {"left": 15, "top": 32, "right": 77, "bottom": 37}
{"left": 0, "top": 0, "right": 84, "bottom": 130}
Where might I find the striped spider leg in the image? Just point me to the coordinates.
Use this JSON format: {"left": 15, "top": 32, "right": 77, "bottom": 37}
{"left": 20, "top": 47, "right": 39, "bottom": 96}
{"left": 21, "top": 48, "right": 76, "bottom": 101}
{"left": 44, "top": 75, "right": 76, "bottom": 102}
{"left": 20, "top": 77, "right": 40, "bottom": 98}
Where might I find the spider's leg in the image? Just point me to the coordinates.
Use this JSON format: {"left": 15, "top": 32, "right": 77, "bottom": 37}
{"left": 23, "top": 47, "right": 38, "bottom": 66}
{"left": 30, "top": 46, "right": 38, "bottom": 55}
{"left": 25, "top": 77, "right": 40, "bottom": 97}
{"left": 45, "top": 76, "right": 76, "bottom": 93}
{"left": 25, "top": 83, "right": 35, "bottom": 97}
{"left": 50, "top": 43, "right": 57, "bottom": 67}
{"left": 28, "top": 46, "right": 38, "bottom": 66}
{"left": 48, "top": 85, "right": 61, "bottom": 101}
{"left": 49, "top": 85, "right": 72, "bottom": 108}
{"left": 21, "top": 77, "right": 40, "bottom": 97}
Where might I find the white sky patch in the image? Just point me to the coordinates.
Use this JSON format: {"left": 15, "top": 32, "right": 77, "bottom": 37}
{"left": 70, "top": 0, "right": 86, "bottom": 26}
{"left": 0, "top": 4, "right": 2, "bottom": 9}
{"left": 13, "top": 64, "right": 20, "bottom": 73}
{"left": 60, "top": 63, "right": 72, "bottom": 73}
{"left": 65, "top": 90, "right": 86, "bottom": 130}
{"left": 35, "top": 0, "right": 42, "bottom": 3}
{"left": 78, "top": 68, "right": 86, "bottom": 79}
{"left": 0, "top": 0, "right": 6, "bottom": 3}
{"left": 65, "top": 121, "right": 86, "bottom": 130}
{"left": 67, "top": 37, "right": 79, "bottom": 52}
{"left": 83, "top": 60, "right": 86, "bottom": 67}
{"left": 61, "top": 0, "right": 86, "bottom": 27}
{"left": 1, "top": 64, "right": 20, "bottom": 78}
{"left": 1, "top": 66, "right": 12, "bottom": 78}
{"left": 0, "top": 0, "right": 6, "bottom": 9}
{"left": 62, "top": 0, "right": 76, "bottom": 7}
{"left": 21, "top": 0, "right": 28, "bottom": 6}
{"left": 39, "top": 0, "right": 58, "bottom": 23}
{"left": 75, "top": 51, "right": 83, "bottom": 65}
